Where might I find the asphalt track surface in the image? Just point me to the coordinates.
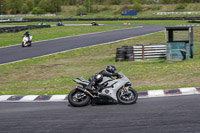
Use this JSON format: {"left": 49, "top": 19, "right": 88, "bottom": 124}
{"left": 0, "top": 25, "right": 165, "bottom": 65}
{"left": 0, "top": 95, "right": 199, "bottom": 133}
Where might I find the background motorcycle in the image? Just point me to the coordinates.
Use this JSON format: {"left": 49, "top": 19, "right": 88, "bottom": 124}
{"left": 22, "top": 36, "right": 32, "bottom": 47}
{"left": 68, "top": 72, "right": 138, "bottom": 107}
{"left": 91, "top": 21, "right": 99, "bottom": 26}
{"left": 56, "top": 22, "right": 64, "bottom": 26}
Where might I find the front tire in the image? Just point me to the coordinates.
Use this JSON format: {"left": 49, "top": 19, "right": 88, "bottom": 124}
{"left": 28, "top": 42, "right": 32, "bottom": 47}
{"left": 22, "top": 42, "right": 25, "bottom": 47}
{"left": 117, "top": 87, "right": 138, "bottom": 105}
{"left": 68, "top": 89, "right": 90, "bottom": 107}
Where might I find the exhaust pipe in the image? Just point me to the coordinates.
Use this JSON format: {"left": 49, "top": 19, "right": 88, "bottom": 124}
{"left": 76, "top": 86, "right": 85, "bottom": 92}
{"left": 76, "top": 86, "right": 94, "bottom": 98}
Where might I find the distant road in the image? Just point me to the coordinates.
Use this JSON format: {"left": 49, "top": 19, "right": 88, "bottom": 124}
{"left": 0, "top": 25, "right": 165, "bottom": 65}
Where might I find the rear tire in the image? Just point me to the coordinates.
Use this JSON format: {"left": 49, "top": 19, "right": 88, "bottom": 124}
{"left": 68, "top": 89, "right": 90, "bottom": 107}
{"left": 117, "top": 87, "right": 138, "bottom": 104}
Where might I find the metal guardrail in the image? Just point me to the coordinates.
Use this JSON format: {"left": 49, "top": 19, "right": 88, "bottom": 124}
{"left": 133, "top": 44, "right": 166, "bottom": 60}
{"left": 156, "top": 12, "right": 200, "bottom": 15}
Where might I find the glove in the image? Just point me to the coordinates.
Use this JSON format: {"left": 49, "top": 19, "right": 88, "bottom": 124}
{"left": 117, "top": 73, "right": 122, "bottom": 78}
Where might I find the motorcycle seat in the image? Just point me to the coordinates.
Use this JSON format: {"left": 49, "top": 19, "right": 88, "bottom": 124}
{"left": 77, "top": 77, "right": 90, "bottom": 83}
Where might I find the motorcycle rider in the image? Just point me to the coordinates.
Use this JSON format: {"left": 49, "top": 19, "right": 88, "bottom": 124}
{"left": 91, "top": 21, "right": 98, "bottom": 26}
{"left": 99, "top": 65, "right": 120, "bottom": 78}
{"left": 86, "top": 65, "right": 120, "bottom": 91}
{"left": 22, "top": 30, "right": 31, "bottom": 42}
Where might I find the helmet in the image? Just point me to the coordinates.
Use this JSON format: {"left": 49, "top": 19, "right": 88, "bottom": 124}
{"left": 26, "top": 30, "right": 28, "bottom": 32}
{"left": 94, "top": 73, "right": 103, "bottom": 83}
{"left": 106, "top": 65, "right": 116, "bottom": 73}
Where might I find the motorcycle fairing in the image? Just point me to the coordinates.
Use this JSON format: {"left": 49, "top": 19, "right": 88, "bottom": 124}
{"left": 93, "top": 94, "right": 117, "bottom": 104}
{"left": 101, "top": 78, "right": 128, "bottom": 101}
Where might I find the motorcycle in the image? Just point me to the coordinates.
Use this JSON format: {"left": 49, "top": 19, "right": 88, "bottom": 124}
{"left": 68, "top": 72, "right": 138, "bottom": 107}
{"left": 22, "top": 36, "right": 32, "bottom": 47}
{"left": 56, "top": 22, "right": 64, "bottom": 26}
{"left": 91, "top": 21, "right": 99, "bottom": 26}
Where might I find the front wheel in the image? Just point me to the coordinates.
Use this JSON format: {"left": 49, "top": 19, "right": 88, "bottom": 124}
{"left": 117, "top": 87, "right": 138, "bottom": 105}
{"left": 28, "top": 41, "right": 32, "bottom": 47}
{"left": 68, "top": 89, "right": 90, "bottom": 107}
{"left": 22, "top": 42, "right": 25, "bottom": 47}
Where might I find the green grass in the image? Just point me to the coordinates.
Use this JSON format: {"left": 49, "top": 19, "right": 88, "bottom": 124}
{"left": 1, "top": 27, "right": 200, "bottom": 95}
{"left": 0, "top": 25, "right": 135, "bottom": 47}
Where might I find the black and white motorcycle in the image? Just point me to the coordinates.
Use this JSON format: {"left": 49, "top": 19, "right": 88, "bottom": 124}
{"left": 22, "top": 36, "right": 32, "bottom": 47}
{"left": 68, "top": 72, "right": 138, "bottom": 107}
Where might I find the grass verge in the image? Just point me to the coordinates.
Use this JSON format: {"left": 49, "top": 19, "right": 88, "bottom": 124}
{"left": 1, "top": 27, "right": 200, "bottom": 95}
{"left": 0, "top": 20, "right": 195, "bottom": 26}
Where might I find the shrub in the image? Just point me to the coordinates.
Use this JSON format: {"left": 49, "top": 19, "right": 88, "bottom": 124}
{"left": 22, "top": 3, "right": 30, "bottom": 14}
{"left": 76, "top": 6, "right": 87, "bottom": 16}
{"left": 133, "top": 2, "right": 142, "bottom": 12}
{"left": 149, "top": 5, "right": 162, "bottom": 11}
{"left": 32, "top": 7, "right": 46, "bottom": 14}
{"left": 187, "top": 4, "right": 200, "bottom": 11}
{"left": 176, "top": 3, "right": 187, "bottom": 10}
{"left": 101, "top": 6, "right": 111, "bottom": 11}
{"left": 91, "top": 5, "right": 99, "bottom": 13}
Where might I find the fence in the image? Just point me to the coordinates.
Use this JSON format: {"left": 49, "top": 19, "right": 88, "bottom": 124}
{"left": 115, "top": 44, "right": 166, "bottom": 61}
{"left": 0, "top": 25, "right": 51, "bottom": 33}
{"left": 133, "top": 44, "right": 166, "bottom": 60}
{"left": 156, "top": 12, "right": 200, "bottom": 15}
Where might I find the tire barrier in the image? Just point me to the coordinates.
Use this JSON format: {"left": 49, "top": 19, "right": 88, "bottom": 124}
{"left": 188, "top": 20, "right": 200, "bottom": 23}
{"left": 0, "top": 25, "right": 51, "bottom": 33}
{"left": 0, "top": 20, "right": 28, "bottom": 23}
{"left": 115, "top": 46, "right": 134, "bottom": 62}
{"left": 116, "top": 44, "right": 166, "bottom": 62}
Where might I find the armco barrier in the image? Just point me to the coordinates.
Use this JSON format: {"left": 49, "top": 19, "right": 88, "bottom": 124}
{"left": 23, "top": 17, "right": 200, "bottom": 22}
{"left": 157, "top": 12, "right": 200, "bottom": 15}
{"left": 0, "top": 25, "right": 51, "bottom": 33}
{"left": 133, "top": 44, "right": 166, "bottom": 60}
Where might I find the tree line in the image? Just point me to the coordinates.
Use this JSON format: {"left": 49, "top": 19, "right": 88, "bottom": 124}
{"left": 0, "top": 0, "right": 200, "bottom": 14}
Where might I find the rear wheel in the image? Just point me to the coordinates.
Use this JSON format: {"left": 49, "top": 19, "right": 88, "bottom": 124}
{"left": 68, "top": 89, "right": 90, "bottom": 107}
{"left": 117, "top": 87, "right": 138, "bottom": 104}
